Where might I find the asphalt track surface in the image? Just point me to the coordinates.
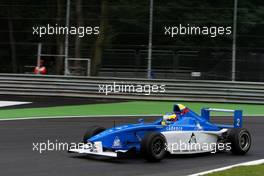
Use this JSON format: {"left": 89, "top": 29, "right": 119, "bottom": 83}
{"left": 0, "top": 116, "right": 263, "bottom": 176}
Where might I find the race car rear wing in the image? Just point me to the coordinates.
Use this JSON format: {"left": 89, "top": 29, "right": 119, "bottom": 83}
{"left": 201, "top": 108, "right": 243, "bottom": 128}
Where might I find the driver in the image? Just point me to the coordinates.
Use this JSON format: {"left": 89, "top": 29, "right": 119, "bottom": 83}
{"left": 161, "top": 113, "right": 177, "bottom": 125}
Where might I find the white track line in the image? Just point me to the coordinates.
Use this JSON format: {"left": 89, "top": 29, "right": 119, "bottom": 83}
{"left": 0, "top": 101, "right": 31, "bottom": 107}
{"left": 0, "top": 114, "right": 263, "bottom": 121}
{"left": 0, "top": 114, "right": 161, "bottom": 121}
{"left": 189, "top": 159, "right": 264, "bottom": 176}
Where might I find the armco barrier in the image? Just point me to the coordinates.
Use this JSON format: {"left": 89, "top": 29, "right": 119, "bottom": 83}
{"left": 0, "top": 74, "right": 263, "bottom": 104}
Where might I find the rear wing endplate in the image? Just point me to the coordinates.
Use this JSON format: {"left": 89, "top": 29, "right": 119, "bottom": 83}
{"left": 201, "top": 108, "right": 243, "bottom": 128}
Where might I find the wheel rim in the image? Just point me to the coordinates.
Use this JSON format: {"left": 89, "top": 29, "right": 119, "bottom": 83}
{"left": 152, "top": 138, "right": 163, "bottom": 155}
{"left": 240, "top": 132, "right": 250, "bottom": 151}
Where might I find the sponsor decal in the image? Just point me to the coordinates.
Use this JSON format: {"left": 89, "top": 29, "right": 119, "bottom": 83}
{"left": 135, "top": 134, "right": 142, "bottom": 141}
{"left": 196, "top": 122, "right": 203, "bottom": 130}
{"left": 166, "top": 126, "right": 183, "bottom": 131}
{"left": 188, "top": 133, "right": 197, "bottom": 143}
{"left": 112, "top": 136, "right": 122, "bottom": 148}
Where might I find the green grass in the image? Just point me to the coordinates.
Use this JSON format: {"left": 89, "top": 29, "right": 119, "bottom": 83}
{"left": 0, "top": 101, "right": 263, "bottom": 120}
{"left": 205, "top": 164, "right": 264, "bottom": 176}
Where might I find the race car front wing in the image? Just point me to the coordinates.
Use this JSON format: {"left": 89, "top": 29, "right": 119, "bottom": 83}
{"left": 68, "top": 141, "right": 122, "bottom": 157}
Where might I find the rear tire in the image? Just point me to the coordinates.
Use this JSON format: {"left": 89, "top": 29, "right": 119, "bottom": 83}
{"left": 141, "top": 132, "right": 167, "bottom": 162}
{"left": 227, "top": 128, "right": 251, "bottom": 155}
{"left": 83, "top": 126, "right": 105, "bottom": 143}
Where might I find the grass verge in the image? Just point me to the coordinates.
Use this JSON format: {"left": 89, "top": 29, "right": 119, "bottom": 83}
{"left": 0, "top": 101, "right": 263, "bottom": 120}
{"left": 205, "top": 164, "right": 264, "bottom": 176}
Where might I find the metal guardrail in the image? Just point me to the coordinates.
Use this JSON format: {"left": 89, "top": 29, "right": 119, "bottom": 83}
{"left": 0, "top": 74, "right": 263, "bottom": 104}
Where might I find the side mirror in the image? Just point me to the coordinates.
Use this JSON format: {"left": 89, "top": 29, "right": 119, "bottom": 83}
{"left": 138, "top": 118, "right": 144, "bottom": 123}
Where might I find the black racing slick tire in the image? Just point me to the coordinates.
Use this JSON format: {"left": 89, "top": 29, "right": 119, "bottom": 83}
{"left": 227, "top": 128, "right": 251, "bottom": 155}
{"left": 83, "top": 126, "right": 105, "bottom": 143}
{"left": 141, "top": 132, "right": 167, "bottom": 162}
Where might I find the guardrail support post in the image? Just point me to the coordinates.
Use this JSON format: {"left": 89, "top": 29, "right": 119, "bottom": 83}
{"left": 37, "top": 43, "right": 42, "bottom": 69}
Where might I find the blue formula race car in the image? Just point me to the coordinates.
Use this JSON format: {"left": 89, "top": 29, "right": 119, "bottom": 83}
{"left": 69, "top": 104, "right": 251, "bottom": 162}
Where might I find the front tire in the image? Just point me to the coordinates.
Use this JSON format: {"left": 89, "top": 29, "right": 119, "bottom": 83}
{"left": 227, "top": 128, "right": 251, "bottom": 155}
{"left": 83, "top": 126, "right": 105, "bottom": 143}
{"left": 141, "top": 132, "right": 167, "bottom": 162}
